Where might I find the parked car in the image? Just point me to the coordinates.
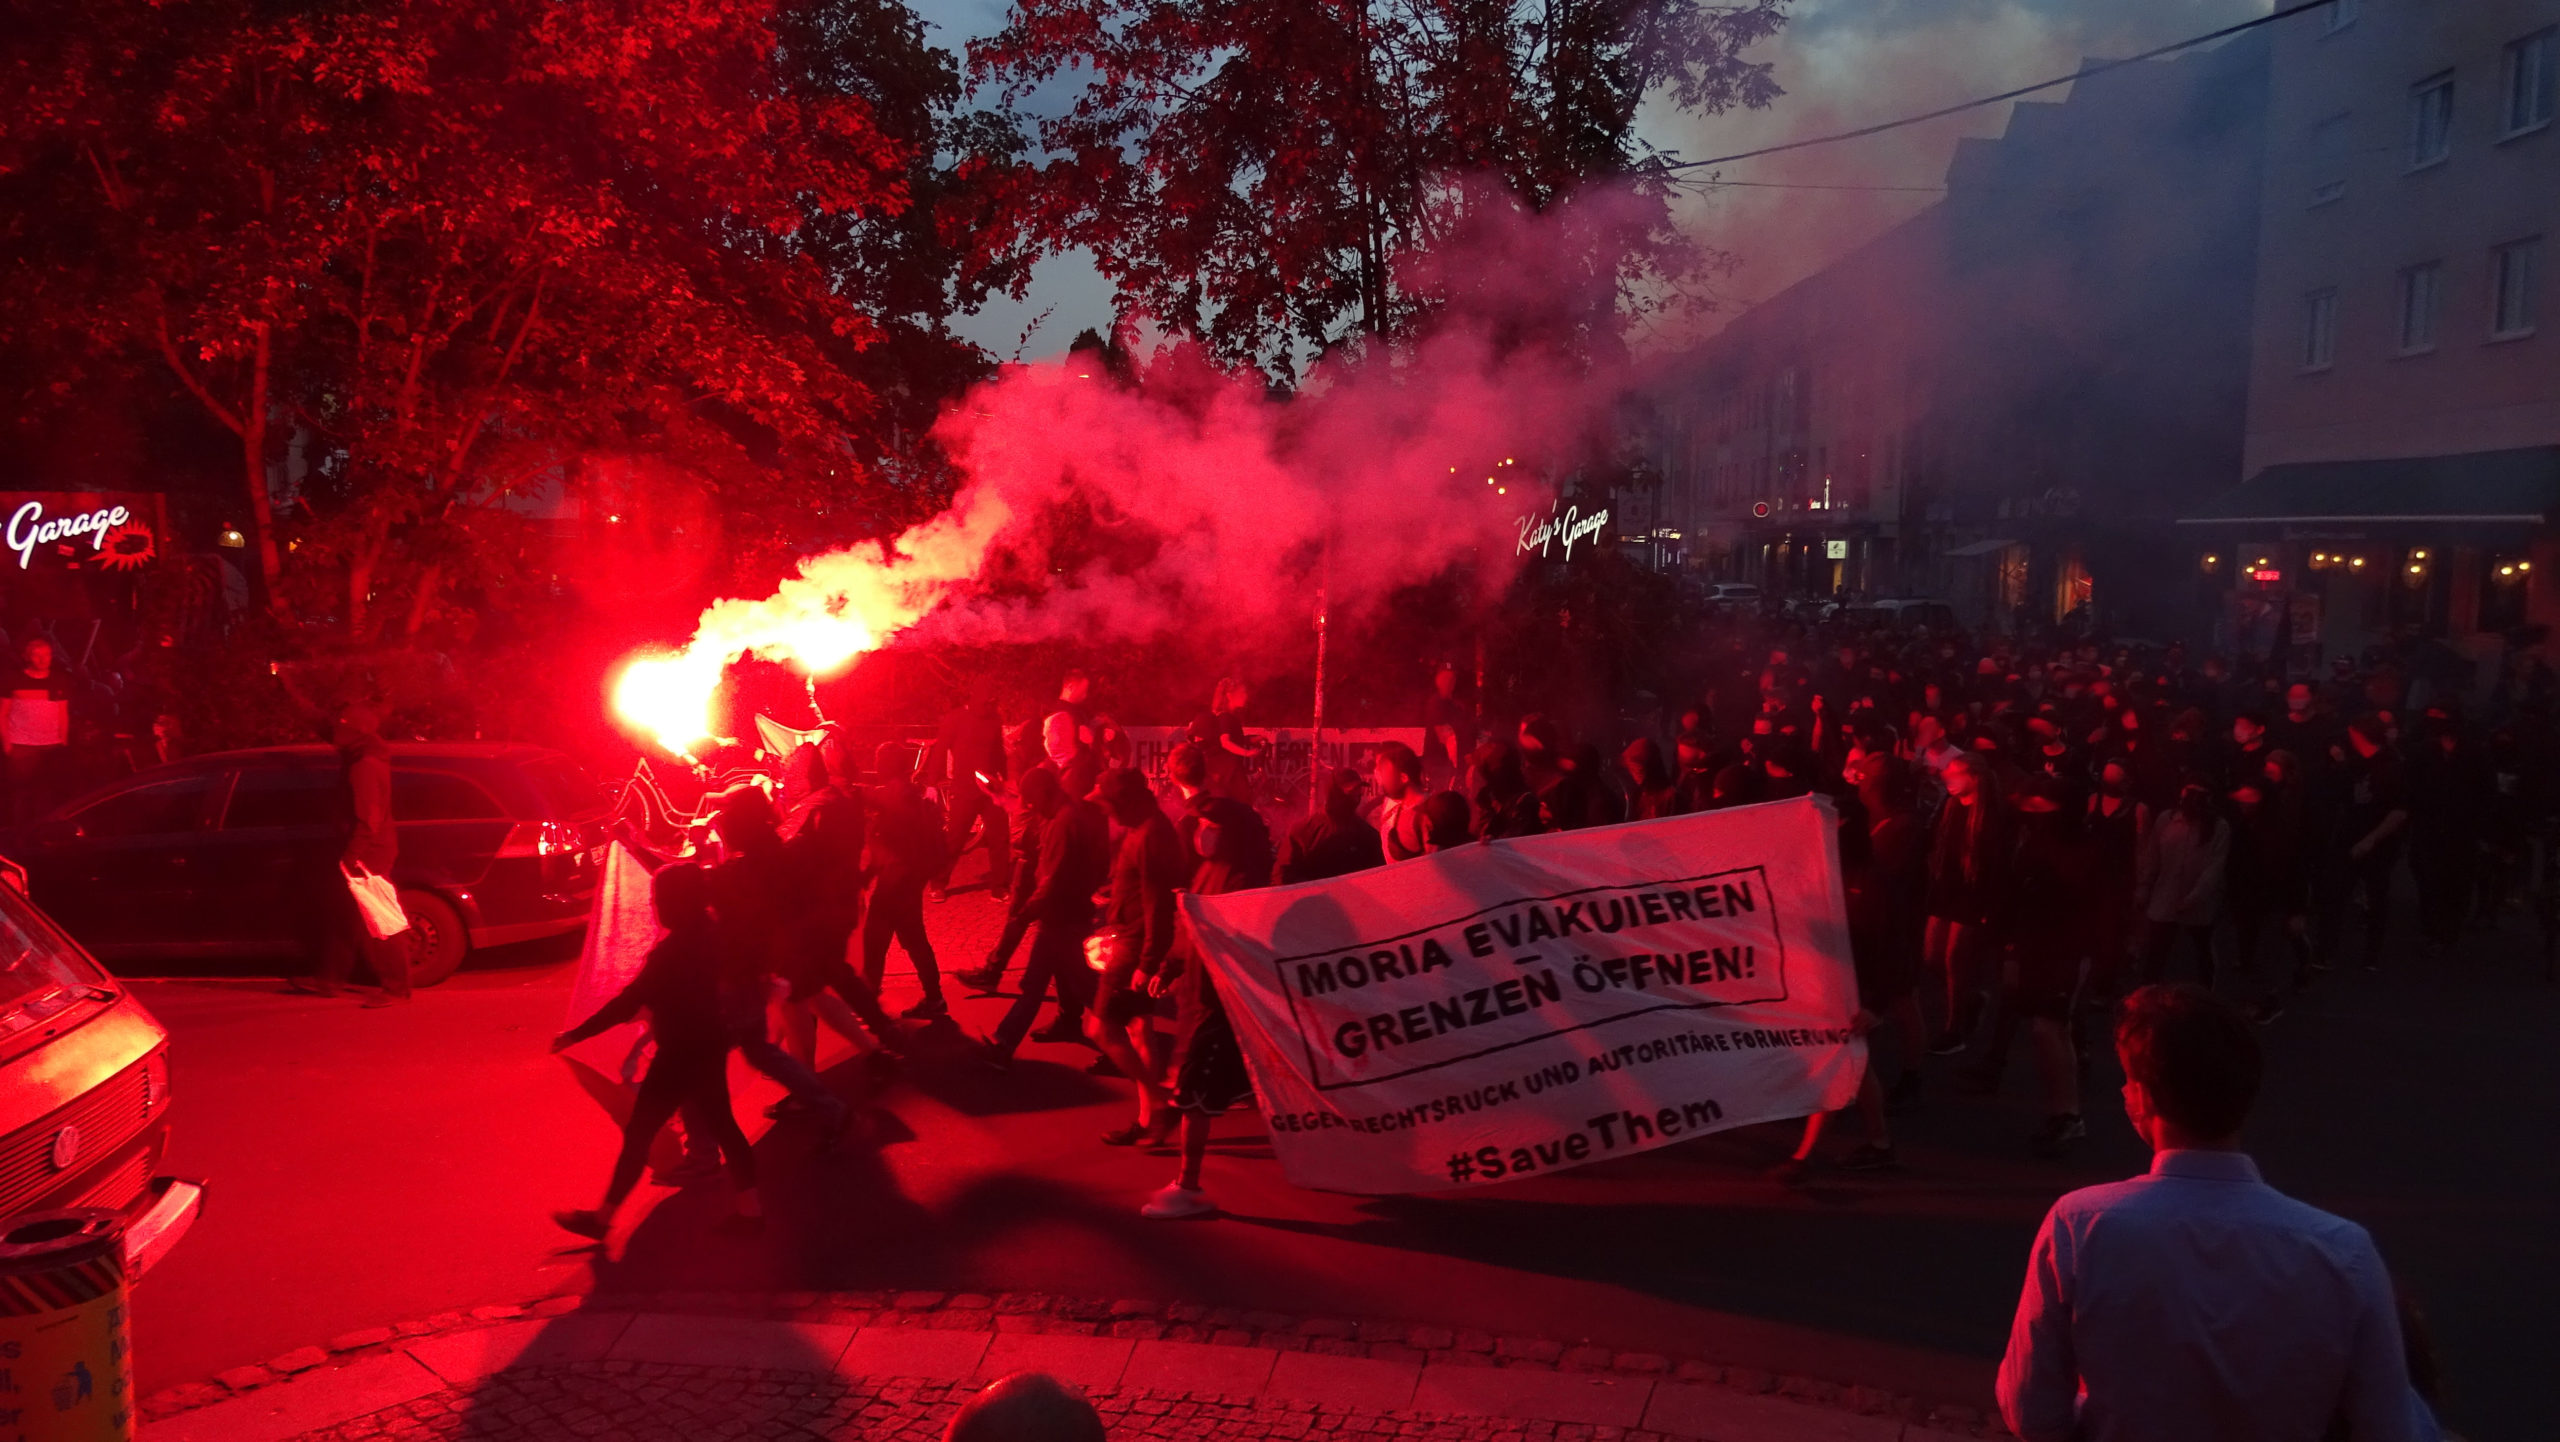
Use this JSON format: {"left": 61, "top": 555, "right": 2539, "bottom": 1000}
{"left": 1699, "top": 583, "right": 1764, "bottom": 612}
{"left": 5, "top": 744, "right": 611, "bottom": 986}
{"left": 0, "top": 854, "right": 199, "bottom": 1274}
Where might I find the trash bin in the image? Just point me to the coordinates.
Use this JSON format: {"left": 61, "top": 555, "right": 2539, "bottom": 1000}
{"left": 0, "top": 1210, "right": 131, "bottom": 1442}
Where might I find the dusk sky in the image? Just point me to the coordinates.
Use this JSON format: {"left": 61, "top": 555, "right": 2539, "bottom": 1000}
{"left": 920, "top": 0, "right": 2275, "bottom": 360}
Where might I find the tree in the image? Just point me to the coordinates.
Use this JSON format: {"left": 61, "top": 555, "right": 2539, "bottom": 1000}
{"left": 2, "top": 0, "right": 934, "bottom": 634}
{"left": 970, "top": 0, "right": 1789, "bottom": 380}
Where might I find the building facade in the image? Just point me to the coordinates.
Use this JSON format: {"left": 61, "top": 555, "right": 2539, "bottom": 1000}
{"left": 2188, "top": 0, "right": 2560, "bottom": 670}
{"left": 1649, "top": 32, "right": 2272, "bottom": 638}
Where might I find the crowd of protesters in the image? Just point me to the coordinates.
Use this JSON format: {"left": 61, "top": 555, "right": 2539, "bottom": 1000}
{"left": 553, "top": 616, "right": 2560, "bottom": 1220}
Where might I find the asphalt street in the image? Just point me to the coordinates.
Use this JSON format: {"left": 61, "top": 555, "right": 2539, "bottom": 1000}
{"left": 124, "top": 873, "right": 2558, "bottom": 1440}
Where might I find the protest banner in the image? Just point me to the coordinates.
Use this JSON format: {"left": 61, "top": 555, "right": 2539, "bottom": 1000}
{"left": 1182, "top": 794, "right": 1865, "bottom": 1194}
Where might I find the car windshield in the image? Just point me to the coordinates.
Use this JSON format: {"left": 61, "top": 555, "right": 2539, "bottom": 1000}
{"left": 0, "top": 884, "right": 107, "bottom": 1039}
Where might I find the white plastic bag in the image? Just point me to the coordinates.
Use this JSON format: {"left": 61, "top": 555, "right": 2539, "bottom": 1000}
{"left": 343, "top": 864, "right": 412, "bottom": 940}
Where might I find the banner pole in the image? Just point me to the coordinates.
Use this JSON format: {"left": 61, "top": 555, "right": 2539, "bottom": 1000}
{"left": 1310, "top": 535, "right": 1331, "bottom": 816}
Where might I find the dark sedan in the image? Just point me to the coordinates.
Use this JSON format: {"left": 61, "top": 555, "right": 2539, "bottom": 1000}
{"left": 3, "top": 744, "right": 611, "bottom": 985}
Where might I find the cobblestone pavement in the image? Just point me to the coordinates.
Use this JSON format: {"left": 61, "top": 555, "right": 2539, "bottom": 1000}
{"left": 300, "top": 1367, "right": 1667, "bottom": 1442}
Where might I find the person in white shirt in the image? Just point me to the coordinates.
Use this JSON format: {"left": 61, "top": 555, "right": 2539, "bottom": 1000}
{"left": 1998, "top": 983, "right": 2439, "bottom": 1442}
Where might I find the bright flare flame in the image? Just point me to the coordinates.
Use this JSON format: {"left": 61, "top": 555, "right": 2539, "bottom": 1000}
{"left": 609, "top": 477, "right": 1015, "bottom": 756}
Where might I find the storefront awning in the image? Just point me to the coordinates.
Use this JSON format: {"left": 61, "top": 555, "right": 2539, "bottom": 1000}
{"left": 2179, "top": 447, "right": 2560, "bottom": 527}
{"left": 1940, "top": 537, "right": 2020, "bottom": 558}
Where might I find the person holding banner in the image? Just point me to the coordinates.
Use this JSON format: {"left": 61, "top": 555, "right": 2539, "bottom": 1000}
{"left": 1371, "top": 743, "right": 1429, "bottom": 862}
{"left": 1141, "top": 745, "right": 1273, "bottom": 1219}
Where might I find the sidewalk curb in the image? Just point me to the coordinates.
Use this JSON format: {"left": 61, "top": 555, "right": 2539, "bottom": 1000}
{"left": 143, "top": 1291, "right": 2010, "bottom": 1441}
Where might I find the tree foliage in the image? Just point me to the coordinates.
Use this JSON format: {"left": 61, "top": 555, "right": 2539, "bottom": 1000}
{"left": 971, "top": 0, "right": 1789, "bottom": 380}
{"left": 1, "top": 0, "right": 1006, "bottom": 641}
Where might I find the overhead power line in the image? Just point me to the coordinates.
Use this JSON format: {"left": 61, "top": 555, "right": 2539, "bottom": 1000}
{"left": 1666, "top": 0, "right": 2334, "bottom": 173}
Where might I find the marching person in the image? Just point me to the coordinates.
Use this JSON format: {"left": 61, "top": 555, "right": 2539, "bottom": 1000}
{"left": 1043, "top": 671, "right": 1103, "bottom": 800}
{"left": 1278, "top": 767, "right": 1383, "bottom": 883}
{"left": 924, "top": 688, "right": 1012, "bottom": 902}
{"left": 293, "top": 704, "right": 413, "bottom": 1007}
{"left": 956, "top": 767, "right": 1048, "bottom": 995}
{"left": 979, "top": 767, "right": 1109, "bottom": 1065}
{"left": 2135, "top": 775, "right": 2231, "bottom": 989}
{"left": 1141, "top": 744, "right": 1271, "bottom": 1219}
{"left": 861, "top": 743, "right": 952, "bottom": 1021}
{"left": 1371, "top": 742, "right": 1430, "bottom": 862}
{"left": 1921, "top": 753, "right": 2004, "bottom": 1054}
{"left": 1185, "top": 676, "right": 1266, "bottom": 802}
{"left": 1091, "top": 767, "right": 1185, "bottom": 1148}
{"left": 550, "top": 863, "right": 760, "bottom": 1241}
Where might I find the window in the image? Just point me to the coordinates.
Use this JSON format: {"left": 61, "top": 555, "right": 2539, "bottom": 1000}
{"left": 2303, "top": 289, "right": 2340, "bottom": 369}
{"left": 2308, "top": 112, "right": 2352, "bottom": 204}
{"left": 2396, "top": 262, "right": 2443, "bottom": 352}
{"left": 2409, "top": 73, "right": 2455, "bottom": 168}
{"left": 391, "top": 769, "right": 505, "bottom": 822}
{"left": 73, "top": 775, "right": 220, "bottom": 840}
{"left": 2494, "top": 238, "right": 2542, "bottom": 337}
{"left": 2506, "top": 28, "right": 2557, "bottom": 135}
{"left": 223, "top": 766, "right": 339, "bottom": 830}
{"left": 2323, "top": 0, "right": 2358, "bottom": 34}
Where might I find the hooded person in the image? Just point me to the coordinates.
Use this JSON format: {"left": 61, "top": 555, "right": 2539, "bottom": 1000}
{"left": 1279, "top": 767, "right": 1384, "bottom": 883}
{"left": 292, "top": 704, "right": 412, "bottom": 1005}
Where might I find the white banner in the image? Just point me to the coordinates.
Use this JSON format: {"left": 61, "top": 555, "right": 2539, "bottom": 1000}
{"left": 1183, "top": 794, "right": 1866, "bottom": 1194}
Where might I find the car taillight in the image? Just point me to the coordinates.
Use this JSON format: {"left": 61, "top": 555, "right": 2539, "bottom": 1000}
{"left": 497, "top": 821, "right": 584, "bottom": 859}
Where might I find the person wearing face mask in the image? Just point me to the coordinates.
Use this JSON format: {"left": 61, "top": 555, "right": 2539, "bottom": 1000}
{"left": 2135, "top": 775, "right": 2231, "bottom": 989}
{"left": 1140, "top": 744, "right": 1272, "bottom": 1220}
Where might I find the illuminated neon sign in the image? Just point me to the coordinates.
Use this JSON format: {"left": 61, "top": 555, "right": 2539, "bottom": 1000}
{"left": 8, "top": 501, "right": 133, "bottom": 570}
{"left": 1516, "top": 504, "right": 1610, "bottom": 560}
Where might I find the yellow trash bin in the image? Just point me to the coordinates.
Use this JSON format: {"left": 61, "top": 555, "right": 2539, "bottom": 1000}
{"left": 0, "top": 1210, "right": 130, "bottom": 1442}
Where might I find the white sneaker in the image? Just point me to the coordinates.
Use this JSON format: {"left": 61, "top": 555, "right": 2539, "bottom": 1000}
{"left": 1140, "top": 1184, "right": 1218, "bottom": 1220}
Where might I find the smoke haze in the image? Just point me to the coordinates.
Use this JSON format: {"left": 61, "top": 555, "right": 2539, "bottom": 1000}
{"left": 1653, "top": 0, "right": 2271, "bottom": 326}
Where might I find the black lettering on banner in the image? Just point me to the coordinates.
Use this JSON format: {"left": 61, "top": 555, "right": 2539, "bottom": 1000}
{"left": 1273, "top": 863, "right": 1793, "bottom": 1090}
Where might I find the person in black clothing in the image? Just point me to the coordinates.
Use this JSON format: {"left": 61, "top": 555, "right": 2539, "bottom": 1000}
{"left": 1621, "top": 737, "right": 1678, "bottom": 821}
{"left": 1670, "top": 730, "right": 1718, "bottom": 814}
{"left": 979, "top": 767, "right": 1111, "bottom": 1064}
{"left": 1185, "top": 677, "right": 1266, "bottom": 802}
{"left": 1773, "top": 785, "right": 1898, "bottom": 1186}
{"left": 1468, "top": 740, "right": 1541, "bottom": 840}
{"left": 771, "top": 745, "right": 904, "bottom": 1072}
{"left": 1922, "top": 753, "right": 2005, "bottom": 1053}
{"left": 1422, "top": 664, "right": 1477, "bottom": 791}
{"left": 1962, "top": 776, "right": 2091, "bottom": 1158}
{"left": 2340, "top": 715, "right": 2412, "bottom": 970}
{"left": 1279, "top": 767, "right": 1384, "bottom": 883}
{"left": 861, "top": 744, "right": 951, "bottom": 1020}
{"left": 1142, "top": 744, "right": 1272, "bottom": 1219}
{"left": 295, "top": 704, "right": 413, "bottom": 1006}
{"left": 550, "top": 863, "right": 759, "bottom": 1240}
{"left": 695, "top": 787, "right": 857, "bottom": 1133}
{"left": 2407, "top": 705, "right": 2489, "bottom": 958}
{"left": 2228, "top": 750, "right": 2314, "bottom": 1021}
{"left": 1092, "top": 767, "right": 1186, "bottom": 1147}
{"left": 955, "top": 767, "right": 1050, "bottom": 995}
{"left": 924, "top": 692, "right": 1012, "bottom": 901}
{"left": 1419, "top": 791, "right": 1475, "bottom": 851}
